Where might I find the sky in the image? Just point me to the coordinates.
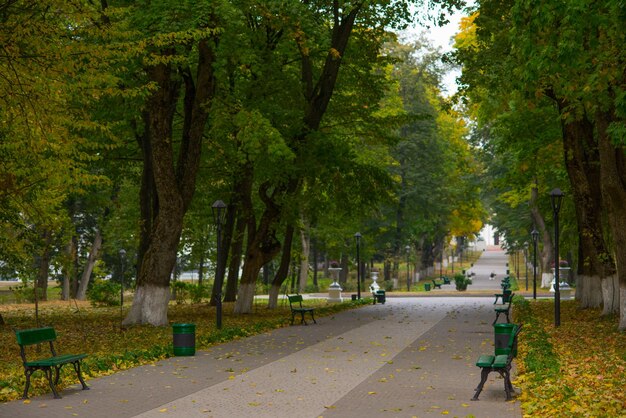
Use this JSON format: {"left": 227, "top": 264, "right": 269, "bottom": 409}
{"left": 403, "top": 6, "right": 469, "bottom": 96}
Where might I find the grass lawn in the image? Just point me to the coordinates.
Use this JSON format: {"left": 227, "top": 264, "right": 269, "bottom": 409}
{"left": 513, "top": 297, "right": 626, "bottom": 417}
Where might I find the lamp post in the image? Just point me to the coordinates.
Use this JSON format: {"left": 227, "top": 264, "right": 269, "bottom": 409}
{"left": 119, "top": 249, "right": 126, "bottom": 325}
{"left": 550, "top": 188, "right": 564, "bottom": 326}
{"left": 405, "top": 245, "right": 411, "bottom": 291}
{"left": 212, "top": 200, "right": 227, "bottom": 329}
{"left": 531, "top": 229, "right": 539, "bottom": 300}
{"left": 354, "top": 233, "right": 362, "bottom": 300}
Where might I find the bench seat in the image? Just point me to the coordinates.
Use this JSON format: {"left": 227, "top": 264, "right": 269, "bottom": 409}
{"left": 25, "top": 353, "right": 87, "bottom": 368}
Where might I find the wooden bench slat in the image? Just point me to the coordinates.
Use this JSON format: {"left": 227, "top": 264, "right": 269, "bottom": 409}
{"left": 476, "top": 355, "right": 495, "bottom": 367}
{"left": 26, "top": 353, "right": 87, "bottom": 367}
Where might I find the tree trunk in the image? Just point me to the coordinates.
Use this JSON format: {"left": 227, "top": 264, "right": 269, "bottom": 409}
{"left": 210, "top": 203, "right": 234, "bottom": 306}
{"left": 596, "top": 109, "right": 626, "bottom": 324}
{"left": 267, "top": 225, "right": 295, "bottom": 309}
{"left": 298, "top": 223, "right": 310, "bottom": 292}
{"left": 61, "top": 237, "right": 74, "bottom": 301}
{"left": 224, "top": 209, "right": 246, "bottom": 302}
{"left": 530, "top": 187, "right": 555, "bottom": 288}
{"left": 339, "top": 253, "right": 349, "bottom": 285}
{"left": 36, "top": 229, "right": 52, "bottom": 301}
{"left": 312, "top": 239, "right": 319, "bottom": 288}
{"left": 559, "top": 106, "right": 614, "bottom": 308}
{"left": 76, "top": 230, "right": 102, "bottom": 300}
{"left": 268, "top": 283, "right": 282, "bottom": 309}
{"left": 124, "top": 36, "right": 216, "bottom": 326}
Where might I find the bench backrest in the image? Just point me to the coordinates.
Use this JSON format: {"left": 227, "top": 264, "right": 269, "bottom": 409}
{"left": 507, "top": 324, "right": 522, "bottom": 358}
{"left": 288, "top": 295, "right": 303, "bottom": 307}
{"left": 15, "top": 327, "right": 57, "bottom": 347}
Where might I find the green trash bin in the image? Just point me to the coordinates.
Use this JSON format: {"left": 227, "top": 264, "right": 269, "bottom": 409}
{"left": 494, "top": 323, "right": 517, "bottom": 356}
{"left": 173, "top": 323, "right": 196, "bottom": 356}
{"left": 424, "top": 283, "right": 431, "bottom": 291}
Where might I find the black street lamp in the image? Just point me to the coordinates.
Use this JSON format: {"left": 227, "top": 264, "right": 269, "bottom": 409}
{"left": 354, "top": 232, "right": 362, "bottom": 300}
{"left": 119, "top": 249, "right": 126, "bottom": 325}
{"left": 531, "top": 229, "right": 539, "bottom": 300}
{"left": 550, "top": 188, "right": 564, "bottom": 326}
{"left": 212, "top": 200, "right": 227, "bottom": 329}
{"left": 405, "top": 245, "right": 411, "bottom": 291}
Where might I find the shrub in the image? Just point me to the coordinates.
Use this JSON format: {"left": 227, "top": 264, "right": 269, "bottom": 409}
{"left": 171, "top": 282, "right": 209, "bottom": 304}
{"left": 9, "top": 285, "right": 45, "bottom": 303}
{"left": 454, "top": 273, "right": 472, "bottom": 291}
{"left": 87, "top": 280, "right": 121, "bottom": 306}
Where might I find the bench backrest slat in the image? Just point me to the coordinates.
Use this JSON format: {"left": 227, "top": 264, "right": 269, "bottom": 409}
{"left": 288, "top": 295, "right": 303, "bottom": 307}
{"left": 16, "top": 327, "right": 57, "bottom": 346}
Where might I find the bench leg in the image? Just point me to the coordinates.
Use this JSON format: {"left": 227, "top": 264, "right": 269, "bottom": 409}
{"left": 73, "top": 361, "right": 89, "bottom": 390}
{"left": 472, "top": 367, "right": 490, "bottom": 401}
{"left": 290, "top": 311, "right": 296, "bottom": 325}
{"left": 54, "top": 365, "right": 61, "bottom": 386}
{"left": 505, "top": 310, "right": 511, "bottom": 323}
{"left": 300, "top": 311, "right": 307, "bottom": 325}
{"left": 309, "top": 311, "right": 316, "bottom": 324}
{"left": 22, "top": 368, "right": 33, "bottom": 399}
{"left": 44, "top": 367, "right": 62, "bottom": 399}
{"left": 492, "top": 312, "right": 500, "bottom": 325}
{"left": 497, "top": 368, "right": 513, "bottom": 400}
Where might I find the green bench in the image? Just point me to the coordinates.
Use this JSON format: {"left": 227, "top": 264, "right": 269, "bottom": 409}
{"left": 287, "top": 295, "right": 316, "bottom": 325}
{"left": 472, "top": 324, "right": 523, "bottom": 401}
{"left": 15, "top": 326, "right": 89, "bottom": 399}
{"left": 493, "top": 294, "right": 515, "bottom": 325}
{"left": 493, "top": 289, "right": 512, "bottom": 304}
{"left": 440, "top": 276, "right": 451, "bottom": 285}
{"left": 431, "top": 279, "right": 442, "bottom": 289}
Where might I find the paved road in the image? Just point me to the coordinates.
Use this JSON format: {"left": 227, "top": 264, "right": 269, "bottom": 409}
{"left": 1, "top": 249, "right": 521, "bottom": 418}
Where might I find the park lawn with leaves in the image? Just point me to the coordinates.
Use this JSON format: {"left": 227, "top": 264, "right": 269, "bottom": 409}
{"left": 514, "top": 298, "right": 626, "bottom": 417}
{"left": 0, "top": 298, "right": 368, "bottom": 402}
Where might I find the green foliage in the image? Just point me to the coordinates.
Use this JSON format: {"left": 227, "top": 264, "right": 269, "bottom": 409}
{"left": 171, "top": 282, "right": 209, "bottom": 304}
{"left": 8, "top": 285, "right": 45, "bottom": 304}
{"left": 87, "top": 280, "right": 121, "bottom": 307}
{"left": 453, "top": 273, "right": 471, "bottom": 290}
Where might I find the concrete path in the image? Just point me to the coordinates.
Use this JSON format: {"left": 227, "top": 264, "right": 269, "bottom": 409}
{"left": 1, "top": 249, "right": 521, "bottom": 418}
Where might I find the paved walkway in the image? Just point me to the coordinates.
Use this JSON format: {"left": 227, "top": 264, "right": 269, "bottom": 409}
{"left": 1, "top": 249, "right": 521, "bottom": 418}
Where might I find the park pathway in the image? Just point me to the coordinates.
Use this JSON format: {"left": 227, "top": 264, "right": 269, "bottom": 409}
{"left": 1, "top": 248, "right": 520, "bottom": 418}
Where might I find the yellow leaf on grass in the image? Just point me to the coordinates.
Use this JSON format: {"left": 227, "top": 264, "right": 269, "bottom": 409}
{"left": 159, "top": 408, "right": 168, "bottom": 412}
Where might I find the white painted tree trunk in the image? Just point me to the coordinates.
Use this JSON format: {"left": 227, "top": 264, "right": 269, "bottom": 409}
{"left": 575, "top": 274, "right": 603, "bottom": 308}
{"left": 233, "top": 281, "right": 256, "bottom": 314}
{"left": 122, "top": 284, "right": 170, "bottom": 326}
{"left": 541, "top": 272, "right": 553, "bottom": 288}
{"left": 267, "top": 283, "right": 281, "bottom": 309}
{"left": 601, "top": 274, "right": 619, "bottom": 316}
